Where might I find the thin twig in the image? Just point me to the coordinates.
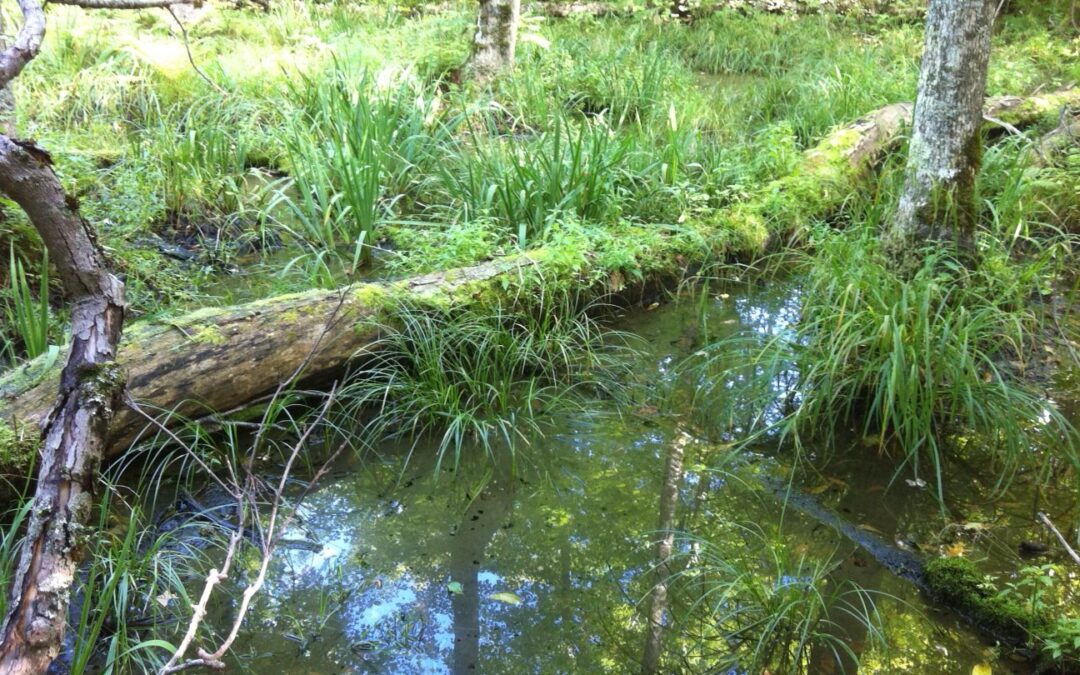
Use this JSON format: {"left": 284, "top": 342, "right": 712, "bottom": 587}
{"left": 165, "top": 6, "right": 225, "bottom": 94}
{"left": 1037, "top": 511, "right": 1080, "bottom": 567}
{"left": 158, "top": 290, "right": 353, "bottom": 674}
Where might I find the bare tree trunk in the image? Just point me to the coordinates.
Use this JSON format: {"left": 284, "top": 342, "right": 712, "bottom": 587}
{"left": 884, "top": 0, "right": 997, "bottom": 272}
{"left": 0, "top": 137, "right": 125, "bottom": 674}
{"left": 0, "top": 14, "right": 15, "bottom": 135}
{"left": 469, "top": 0, "right": 520, "bottom": 82}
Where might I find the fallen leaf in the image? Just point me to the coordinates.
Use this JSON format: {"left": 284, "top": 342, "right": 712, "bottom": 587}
{"left": 972, "top": 664, "right": 992, "bottom": 675}
{"left": 156, "top": 591, "right": 176, "bottom": 608}
{"left": 489, "top": 591, "right": 523, "bottom": 605}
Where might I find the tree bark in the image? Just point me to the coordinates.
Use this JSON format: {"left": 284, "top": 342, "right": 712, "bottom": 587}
{"left": 469, "top": 0, "right": 520, "bottom": 81}
{"left": 883, "top": 0, "right": 998, "bottom": 271}
{"left": 0, "top": 90, "right": 1075, "bottom": 480}
{"left": 0, "top": 136, "right": 126, "bottom": 674}
{"left": 0, "top": 13, "right": 15, "bottom": 136}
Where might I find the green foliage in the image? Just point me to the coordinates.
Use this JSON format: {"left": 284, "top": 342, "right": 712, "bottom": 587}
{"left": 4, "top": 247, "right": 52, "bottom": 363}
{"left": 925, "top": 557, "right": 1048, "bottom": 647}
{"left": 996, "top": 563, "right": 1080, "bottom": 665}
{"left": 0, "top": 499, "right": 33, "bottom": 621}
{"left": 339, "top": 294, "right": 635, "bottom": 470}
{"left": 431, "top": 114, "right": 631, "bottom": 247}
{"left": 672, "top": 528, "right": 885, "bottom": 673}
{"left": 68, "top": 493, "right": 197, "bottom": 675}
{"left": 272, "top": 65, "right": 454, "bottom": 280}
{"left": 688, "top": 215, "right": 1079, "bottom": 501}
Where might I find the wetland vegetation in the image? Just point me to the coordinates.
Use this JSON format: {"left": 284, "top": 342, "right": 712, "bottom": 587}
{"left": 2, "top": 0, "right": 1080, "bottom": 672}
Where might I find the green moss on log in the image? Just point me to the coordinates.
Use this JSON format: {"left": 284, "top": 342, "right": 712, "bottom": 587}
{"left": 0, "top": 420, "right": 38, "bottom": 479}
{"left": 925, "top": 557, "right": 1049, "bottom": 645}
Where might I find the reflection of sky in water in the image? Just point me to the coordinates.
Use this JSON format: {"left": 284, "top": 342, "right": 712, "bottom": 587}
{"left": 209, "top": 281, "right": 1004, "bottom": 674}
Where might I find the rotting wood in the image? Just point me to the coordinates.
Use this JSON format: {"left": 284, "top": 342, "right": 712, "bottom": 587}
{"left": 1, "top": 89, "right": 1077, "bottom": 482}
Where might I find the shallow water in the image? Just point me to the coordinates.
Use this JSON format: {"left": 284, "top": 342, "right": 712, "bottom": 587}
{"left": 189, "top": 280, "right": 1076, "bottom": 674}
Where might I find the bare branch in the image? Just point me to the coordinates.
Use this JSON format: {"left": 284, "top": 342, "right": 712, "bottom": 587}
{"left": 0, "top": 0, "right": 46, "bottom": 91}
{"left": 49, "top": 0, "right": 194, "bottom": 9}
{"left": 158, "top": 292, "right": 353, "bottom": 674}
{"left": 165, "top": 5, "right": 225, "bottom": 93}
{"left": 1037, "top": 512, "right": 1080, "bottom": 568}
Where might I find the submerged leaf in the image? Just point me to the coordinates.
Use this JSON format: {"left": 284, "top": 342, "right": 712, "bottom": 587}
{"left": 489, "top": 591, "right": 523, "bottom": 605}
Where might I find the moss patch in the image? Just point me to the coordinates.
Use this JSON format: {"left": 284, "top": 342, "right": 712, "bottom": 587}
{"left": 0, "top": 419, "right": 39, "bottom": 480}
{"left": 925, "top": 557, "right": 1049, "bottom": 646}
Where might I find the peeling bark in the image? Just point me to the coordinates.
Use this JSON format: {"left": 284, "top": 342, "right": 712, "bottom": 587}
{"left": 0, "top": 136, "right": 126, "bottom": 674}
{"left": 0, "top": 0, "right": 188, "bottom": 669}
{"left": 469, "top": 0, "right": 520, "bottom": 81}
{"left": 883, "top": 0, "right": 997, "bottom": 270}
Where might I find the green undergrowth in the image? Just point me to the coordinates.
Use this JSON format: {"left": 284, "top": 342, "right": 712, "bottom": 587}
{"left": 923, "top": 557, "right": 1080, "bottom": 667}
{"left": 338, "top": 292, "right": 638, "bottom": 470}
{"left": 4, "top": 0, "right": 1078, "bottom": 319}
{"left": 685, "top": 137, "right": 1080, "bottom": 503}
{"left": 924, "top": 557, "right": 1044, "bottom": 646}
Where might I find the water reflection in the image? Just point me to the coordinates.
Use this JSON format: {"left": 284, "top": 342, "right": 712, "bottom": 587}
{"left": 448, "top": 472, "right": 515, "bottom": 674}
{"left": 188, "top": 280, "right": 1050, "bottom": 674}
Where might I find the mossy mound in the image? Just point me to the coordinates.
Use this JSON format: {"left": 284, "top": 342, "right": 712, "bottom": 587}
{"left": 925, "top": 557, "right": 1049, "bottom": 647}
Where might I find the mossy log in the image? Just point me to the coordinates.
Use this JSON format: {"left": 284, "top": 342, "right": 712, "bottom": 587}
{"left": 0, "top": 90, "right": 1076, "bottom": 480}
{"left": 763, "top": 476, "right": 1057, "bottom": 660}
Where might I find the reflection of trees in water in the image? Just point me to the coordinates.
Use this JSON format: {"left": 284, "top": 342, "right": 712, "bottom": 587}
{"left": 641, "top": 432, "right": 689, "bottom": 674}
{"left": 449, "top": 473, "right": 515, "bottom": 675}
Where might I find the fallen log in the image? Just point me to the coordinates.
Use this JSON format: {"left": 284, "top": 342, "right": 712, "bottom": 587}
{"left": 0, "top": 89, "right": 1076, "bottom": 481}
{"left": 761, "top": 475, "right": 1055, "bottom": 659}
{"left": 534, "top": 0, "right": 925, "bottom": 19}
{"left": 1031, "top": 114, "right": 1080, "bottom": 165}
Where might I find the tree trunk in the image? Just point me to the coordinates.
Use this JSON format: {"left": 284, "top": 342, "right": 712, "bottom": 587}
{"left": 0, "top": 14, "right": 15, "bottom": 136}
{"left": 0, "top": 136, "right": 125, "bottom": 674}
{"left": 884, "top": 0, "right": 997, "bottom": 271}
{"left": 469, "top": 0, "right": 520, "bottom": 81}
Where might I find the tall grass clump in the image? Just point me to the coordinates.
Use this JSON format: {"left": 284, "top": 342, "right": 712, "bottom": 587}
{"left": 339, "top": 294, "right": 635, "bottom": 469}
{"left": 274, "top": 65, "right": 450, "bottom": 277}
{"left": 4, "top": 247, "right": 52, "bottom": 361}
{"left": 688, "top": 221, "right": 1079, "bottom": 500}
{"left": 431, "top": 114, "right": 631, "bottom": 247}
{"left": 67, "top": 493, "right": 199, "bottom": 675}
{"left": 670, "top": 527, "right": 885, "bottom": 673}
{"left": 501, "top": 28, "right": 694, "bottom": 129}
{"left": 147, "top": 96, "right": 275, "bottom": 220}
